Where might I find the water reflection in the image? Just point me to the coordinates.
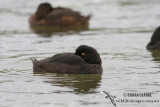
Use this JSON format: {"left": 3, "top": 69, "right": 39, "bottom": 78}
{"left": 30, "top": 24, "right": 89, "bottom": 36}
{"left": 149, "top": 50, "right": 160, "bottom": 61}
{"left": 118, "top": 1, "right": 137, "bottom": 6}
{"left": 34, "top": 73, "right": 102, "bottom": 94}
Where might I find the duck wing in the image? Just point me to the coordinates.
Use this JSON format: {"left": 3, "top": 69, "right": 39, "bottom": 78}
{"left": 49, "top": 53, "right": 87, "bottom": 65}
{"left": 43, "top": 8, "right": 90, "bottom": 26}
{"left": 45, "top": 8, "right": 82, "bottom": 19}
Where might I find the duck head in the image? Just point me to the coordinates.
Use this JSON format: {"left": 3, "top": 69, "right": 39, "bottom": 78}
{"left": 35, "top": 2, "right": 53, "bottom": 20}
{"left": 75, "top": 45, "right": 102, "bottom": 65}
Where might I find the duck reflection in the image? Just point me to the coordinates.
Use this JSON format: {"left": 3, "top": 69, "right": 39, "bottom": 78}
{"left": 149, "top": 50, "right": 160, "bottom": 61}
{"left": 34, "top": 72, "right": 102, "bottom": 94}
{"left": 30, "top": 25, "right": 89, "bottom": 36}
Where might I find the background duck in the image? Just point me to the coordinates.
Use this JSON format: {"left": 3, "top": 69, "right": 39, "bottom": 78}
{"left": 29, "top": 2, "right": 91, "bottom": 27}
{"left": 147, "top": 26, "right": 160, "bottom": 50}
{"left": 31, "top": 45, "right": 103, "bottom": 74}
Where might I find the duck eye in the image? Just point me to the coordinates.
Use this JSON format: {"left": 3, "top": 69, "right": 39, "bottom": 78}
{"left": 81, "top": 53, "right": 85, "bottom": 56}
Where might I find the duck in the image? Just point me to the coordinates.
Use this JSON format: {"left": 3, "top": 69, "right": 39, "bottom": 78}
{"left": 30, "top": 45, "right": 103, "bottom": 74}
{"left": 29, "top": 2, "right": 90, "bottom": 27}
{"left": 147, "top": 26, "right": 160, "bottom": 50}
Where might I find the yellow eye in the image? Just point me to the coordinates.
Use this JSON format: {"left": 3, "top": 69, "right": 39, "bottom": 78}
{"left": 82, "top": 53, "right": 85, "bottom": 56}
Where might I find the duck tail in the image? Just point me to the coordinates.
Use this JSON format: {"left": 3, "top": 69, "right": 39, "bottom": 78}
{"left": 30, "top": 58, "right": 38, "bottom": 65}
{"left": 81, "top": 14, "right": 91, "bottom": 25}
{"left": 86, "top": 13, "right": 92, "bottom": 20}
{"left": 30, "top": 58, "right": 42, "bottom": 72}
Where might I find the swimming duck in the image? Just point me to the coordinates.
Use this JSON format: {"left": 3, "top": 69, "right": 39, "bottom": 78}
{"left": 29, "top": 2, "right": 90, "bottom": 27}
{"left": 147, "top": 26, "right": 160, "bottom": 50}
{"left": 31, "top": 45, "right": 103, "bottom": 74}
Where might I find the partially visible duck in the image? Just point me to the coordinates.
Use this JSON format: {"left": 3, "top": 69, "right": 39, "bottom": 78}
{"left": 147, "top": 26, "right": 160, "bottom": 50}
{"left": 31, "top": 45, "right": 103, "bottom": 74}
{"left": 29, "top": 2, "right": 90, "bottom": 27}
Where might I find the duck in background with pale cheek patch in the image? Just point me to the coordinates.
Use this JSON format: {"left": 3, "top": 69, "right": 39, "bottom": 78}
{"left": 147, "top": 26, "right": 160, "bottom": 50}
{"left": 30, "top": 45, "right": 103, "bottom": 74}
{"left": 29, "top": 2, "right": 90, "bottom": 27}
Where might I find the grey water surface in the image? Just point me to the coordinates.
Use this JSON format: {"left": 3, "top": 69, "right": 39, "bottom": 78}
{"left": 0, "top": 0, "right": 160, "bottom": 107}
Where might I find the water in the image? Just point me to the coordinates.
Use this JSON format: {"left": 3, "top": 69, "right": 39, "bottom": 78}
{"left": 0, "top": 0, "right": 160, "bottom": 107}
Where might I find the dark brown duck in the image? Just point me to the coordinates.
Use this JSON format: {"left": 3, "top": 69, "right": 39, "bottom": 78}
{"left": 29, "top": 2, "right": 90, "bottom": 27}
{"left": 31, "top": 45, "right": 103, "bottom": 74}
{"left": 147, "top": 26, "right": 160, "bottom": 50}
